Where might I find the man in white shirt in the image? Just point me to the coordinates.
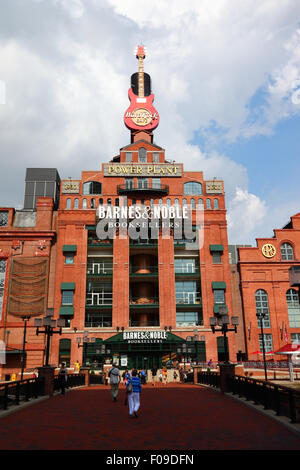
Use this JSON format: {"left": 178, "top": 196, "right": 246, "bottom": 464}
{"left": 108, "top": 363, "right": 120, "bottom": 402}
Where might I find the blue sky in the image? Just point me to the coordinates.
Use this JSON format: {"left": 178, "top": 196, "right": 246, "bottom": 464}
{"left": 0, "top": 0, "right": 300, "bottom": 244}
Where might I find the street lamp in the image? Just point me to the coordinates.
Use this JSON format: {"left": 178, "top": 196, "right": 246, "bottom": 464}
{"left": 21, "top": 316, "right": 31, "bottom": 380}
{"left": 209, "top": 314, "right": 239, "bottom": 363}
{"left": 34, "top": 313, "right": 65, "bottom": 367}
{"left": 256, "top": 312, "right": 268, "bottom": 381}
{"left": 76, "top": 332, "right": 96, "bottom": 366}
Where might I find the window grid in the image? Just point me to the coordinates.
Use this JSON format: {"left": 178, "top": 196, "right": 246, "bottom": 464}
{"left": 259, "top": 334, "right": 273, "bottom": 352}
{"left": 184, "top": 182, "right": 202, "bottom": 195}
{"left": 62, "top": 290, "right": 74, "bottom": 305}
{"left": 255, "top": 290, "right": 271, "bottom": 328}
{"left": 287, "top": 289, "right": 300, "bottom": 328}
{"left": 0, "top": 211, "right": 8, "bottom": 227}
{"left": 281, "top": 243, "right": 294, "bottom": 260}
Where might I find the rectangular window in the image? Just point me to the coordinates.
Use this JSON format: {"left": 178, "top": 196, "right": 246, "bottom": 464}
{"left": 138, "top": 178, "right": 148, "bottom": 189}
{"left": 291, "top": 333, "right": 300, "bottom": 344}
{"left": 213, "top": 289, "right": 225, "bottom": 304}
{"left": 212, "top": 252, "right": 222, "bottom": 264}
{"left": 175, "top": 281, "right": 200, "bottom": 304}
{"left": 259, "top": 334, "right": 273, "bottom": 352}
{"left": 0, "top": 259, "right": 7, "bottom": 320}
{"left": 153, "top": 152, "right": 159, "bottom": 163}
{"left": 0, "top": 211, "right": 9, "bottom": 227}
{"left": 126, "top": 152, "right": 132, "bottom": 162}
{"left": 86, "top": 281, "right": 113, "bottom": 305}
{"left": 64, "top": 255, "right": 74, "bottom": 265}
{"left": 152, "top": 178, "right": 161, "bottom": 189}
{"left": 176, "top": 311, "right": 202, "bottom": 326}
{"left": 125, "top": 178, "right": 134, "bottom": 189}
{"left": 62, "top": 290, "right": 74, "bottom": 305}
{"left": 174, "top": 258, "right": 197, "bottom": 273}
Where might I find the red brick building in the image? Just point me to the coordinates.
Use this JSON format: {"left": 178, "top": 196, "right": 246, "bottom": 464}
{"left": 238, "top": 213, "right": 300, "bottom": 360}
{"left": 0, "top": 46, "right": 238, "bottom": 378}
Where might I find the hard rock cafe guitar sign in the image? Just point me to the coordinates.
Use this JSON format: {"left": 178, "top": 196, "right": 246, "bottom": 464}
{"left": 124, "top": 45, "right": 159, "bottom": 132}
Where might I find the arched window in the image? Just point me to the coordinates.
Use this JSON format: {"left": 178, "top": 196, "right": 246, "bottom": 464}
{"left": 255, "top": 289, "right": 271, "bottom": 328}
{"left": 98, "top": 198, "right": 103, "bottom": 206}
{"left": 138, "top": 147, "right": 147, "bottom": 162}
{"left": 82, "top": 198, "right": 87, "bottom": 209}
{"left": 82, "top": 181, "right": 102, "bottom": 195}
{"left": 74, "top": 198, "right": 79, "bottom": 209}
{"left": 191, "top": 198, "right": 195, "bottom": 209}
{"left": 214, "top": 198, "right": 219, "bottom": 209}
{"left": 198, "top": 198, "right": 204, "bottom": 208}
{"left": 115, "top": 198, "right": 119, "bottom": 207}
{"left": 184, "top": 182, "right": 202, "bottom": 195}
{"left": 107, "top": 198, "right": 112, "bottom": 206}
{"left": 286, "top": 289, "right": 300, "bottom": 328}
{"left": 158, "top": 199, "right": 163, "bottom": 206}
{"left": 281, "top": 243, "right": 294, "bottom": 261}
{"left": 90, "top": 198, "right": 95, "bottom": 209}
{"left": 66, "top": 198, "right": 71, "bottom": 209}
{"left": 206, "top": 199, "right": 211, "bottom": 210}
{"left": 182, "top": 198, "right": 187, "bottom": 206}
{"left": 174, "top": 198, "right": 179, "bottom": 206}
{"left": 167, "top": 198, "right": 171, "bottom": 206}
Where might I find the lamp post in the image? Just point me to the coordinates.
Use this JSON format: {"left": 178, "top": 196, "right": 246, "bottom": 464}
{"left": 21, "top": 316, "right": 31, "bottom": 380}
{"left": 76, "top": 332, "right": 96, "bottom": 366}
{"left": 209, "top": 314, "right": 239, "bottom": 363}
{"left": 34, "top": 313, "right": 65, "bottom": 367}
{"left": 256, "top": 312, "right": 268, "bottom": 381}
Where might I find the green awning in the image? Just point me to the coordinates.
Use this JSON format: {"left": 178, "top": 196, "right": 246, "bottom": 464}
{"left": 60, "top": 282, "right": 75, "bottom": 290}
{"left": 63, "top": 245, "right": 77, "bottom": 253}
{"left": 213, "top": 305, "right": 228, "bottom": 314}
{"left": 212, "top": 281, "right": 226, "bottom": 290}
{"left": 59, "top": 306, "right": 74, "bottom": 316}
{"left": 209, "top": 244, "right": 224, "bottom": 252}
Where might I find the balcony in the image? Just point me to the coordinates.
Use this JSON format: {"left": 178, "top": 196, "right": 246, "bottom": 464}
{"left": 86, "top": 293, "right": 113, "bottom": 307}
{"left": 175, "top": 292, "right": 201, "bottom": 305}
{"left": 130, "top": 297, "right": 159, "bottom": 307}
{"left": 87, "top": 263, "right": 113, "bottom": 276}
{"left": 174, "top": 266, "right": 200, "bottom": 277}
{"left": 117, "top": 182, "right": 169, "bottom": 195}
{"left": 130, "top": 265, "right": 158, "bottom": 276}
{"left": 129, "top": 320, "right": 160, "bottom": 327}
{"left": 88, "top": 239, "right": 113, "bottom": 248}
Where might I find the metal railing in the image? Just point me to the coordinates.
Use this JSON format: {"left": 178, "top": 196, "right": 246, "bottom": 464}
{"left": 197, "top": 371, "right": 221, "bottom": 388}
{"left": 226, "top": 375, "right": 300, "bottom": 423}
{"left": 88, "top": 239, "right": 113, "bottom": 247}
{"left": 87, "top": 264, "right": 113, "bottom": 275}
{"left": 129, "top": 320, "right": 160, "bottom": 327}
{"left": 117, "top": 182, "right": 169, "bottom": 194}
{"left": 176, "top": 292, "right": 201, "bottom": 304}
{"left": 130, "top": 297, "right": 159, "bottom": 305}
{"left": 86, "top": 293, "right": 113, "bottom": 306}
{"left": 53, "top": 373, "right": 85, "bottom": 392}
{"left": 0, "top": 377, "right": 45, "bottom": 410}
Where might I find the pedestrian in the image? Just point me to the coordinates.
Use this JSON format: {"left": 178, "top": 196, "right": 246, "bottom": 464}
{"left": 159, "top": 370, "right": 162, "bottom": 383}
{"left": 10, "top": 372, "right": 16, "bottom": 382}
{"left": 151, "top": 366, "right": 157, "bottom": 386}
{"left": 207, "top": 359, "right": 213, "bottom": 373}
{"left": 74, "top": 360, "right": 81, "bottom": 374}
{"left": 126, "top": 369, "right": 142, "bottom": 418}
{"left": 173, "top": 370, "right": 178, "bottom": 382}
{"left": 162, "top": 367, "right": 168, "bottom": 385}
{"left": 108, "top": 363, "right": 120, "bottom": 402}
{"left": 141, "top": 369, "right": 146, "bottom": 384}
{"left": 179, "top": 368, "right": 184, "bottom": 383}
{"left": 58, "top": 363, "right": 68, "bottom": 395}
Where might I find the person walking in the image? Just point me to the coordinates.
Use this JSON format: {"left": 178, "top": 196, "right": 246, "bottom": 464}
{"left": 126, "top": 369, "right": 142, "bottom": 418}
{"left": 162, "top": 366, "right": 168, "bottom": 385}
{"left": 151, "top": 366, "right": 157, "bottom": 386}
{"left": 108, "top": 363, "right": 120, "bottom": 402}
{"left": 58, "top": 363, "right": 68, "bottom": 395}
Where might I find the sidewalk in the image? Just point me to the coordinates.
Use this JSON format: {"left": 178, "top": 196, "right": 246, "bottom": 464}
{"left": 0, "top": 384, "right": 300, "bottom": 450}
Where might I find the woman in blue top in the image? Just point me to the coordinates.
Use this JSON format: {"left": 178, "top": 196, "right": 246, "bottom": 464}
{"left": 126, "top": 369, "right": 142, "bottom": 418}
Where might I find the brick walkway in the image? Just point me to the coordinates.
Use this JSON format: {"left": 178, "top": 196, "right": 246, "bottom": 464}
{"left": 0, "top": 384, "right": 300, "bottom": 450}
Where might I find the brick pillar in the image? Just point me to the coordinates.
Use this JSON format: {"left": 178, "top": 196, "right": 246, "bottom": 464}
{"left": 193, "top": 366, "right": 202, "bottom": 383}
{"left": 38, "top": 366, "right": 55, "bottom": 396}
{"left": 218, "top": 363, "right": 236, "bottom": 393}
{"left": 80, "top": 367, "right": 90, "bottom": 386}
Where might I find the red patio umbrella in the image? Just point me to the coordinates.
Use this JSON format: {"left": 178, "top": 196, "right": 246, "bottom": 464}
{"left": 274, "top": 343, "right": 300, "bottom": 382}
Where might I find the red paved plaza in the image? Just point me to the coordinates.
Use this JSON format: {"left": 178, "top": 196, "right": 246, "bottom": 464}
{"left": 0, "top": 384, "right": 300, "bottom": 450}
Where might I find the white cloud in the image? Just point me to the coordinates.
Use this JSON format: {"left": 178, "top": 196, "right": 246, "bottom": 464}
{"left": 0, "top": 0, "right": 299, "bottom": 243}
